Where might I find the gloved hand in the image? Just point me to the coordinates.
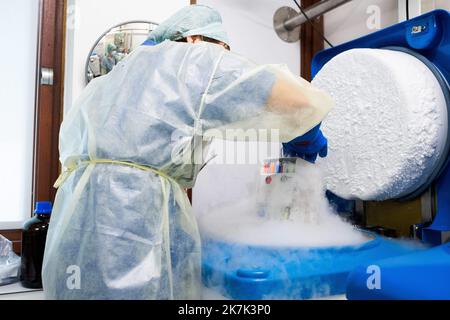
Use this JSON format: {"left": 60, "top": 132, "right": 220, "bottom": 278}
{"left": 282, "top": 124, "right": 328, "bottom": 163}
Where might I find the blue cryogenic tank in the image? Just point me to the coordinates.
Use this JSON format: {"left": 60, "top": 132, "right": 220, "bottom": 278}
{"left": 202, "top": 232, "right": 425, "bottom": 300}
{"left": 201, "top": 10, "right": 450, "bottom": 300}
{"left": 310, "top": 10, "right": 450, "bottom": 300}
{"left": 346, "top": 243, "right": 450, "bottom": 300}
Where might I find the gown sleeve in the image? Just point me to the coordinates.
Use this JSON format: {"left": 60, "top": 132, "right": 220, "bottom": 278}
{"left": 200, "top": 51, "right": 334, "bottom": 143}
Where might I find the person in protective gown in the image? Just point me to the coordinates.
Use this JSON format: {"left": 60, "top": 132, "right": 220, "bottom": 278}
{"left": 42, "top": 5, "right": 334, "bottom": 299}
{"left": 101, "top": 43, "right": 118, "bottom": 74}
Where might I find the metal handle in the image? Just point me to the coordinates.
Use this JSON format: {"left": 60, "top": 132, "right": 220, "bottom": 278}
{"left": 40, "top": 67, "right": 54, "bottom": 86}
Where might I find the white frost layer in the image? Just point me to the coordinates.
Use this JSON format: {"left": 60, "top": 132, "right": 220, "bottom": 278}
{"left": 312, "top": 49, "right": 448, "bottom": 201}
{"left": 199, "top": 161, "right": 369, "bottom": 248}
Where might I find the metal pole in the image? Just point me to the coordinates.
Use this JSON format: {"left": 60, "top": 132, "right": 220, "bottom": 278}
{"left": 287, "top": 0, "right": 352, "bottom": 29}
{"left": 274, "top": 0, "right": 353, "bottom": 42}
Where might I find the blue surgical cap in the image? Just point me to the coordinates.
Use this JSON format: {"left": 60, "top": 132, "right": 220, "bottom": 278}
{"left": 148, "top": 5, "right": 229, "bottom": 46}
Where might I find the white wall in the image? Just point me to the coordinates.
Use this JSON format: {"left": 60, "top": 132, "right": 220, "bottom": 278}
{"left": 64, "top": 0, "right": 189, "bottom": 110}
{"left": 324, "top": 0, "right": 450, "bottom": 48}
{"left": 0, "top": 1, "right": 39, "bottom": 226}
{"left": 199, "top": 0, "right": 300, "bottom": 74}
{"left": 324, "top": 0, "right": 399, "bottom": 47}
{"left": 435, "top": 0, "right": 450, "bottom": 10}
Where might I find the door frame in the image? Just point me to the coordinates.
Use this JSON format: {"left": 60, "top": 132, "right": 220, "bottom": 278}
{"left": 33, "top": 0, "right": 66, "bottom": 207}
{"left": 0, "top": 0, "right": 66, "bottom": 255}
{"left": 300, "top": 0, "right": 325, "bottom": 81}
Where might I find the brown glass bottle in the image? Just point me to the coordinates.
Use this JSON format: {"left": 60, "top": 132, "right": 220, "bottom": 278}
{"left": 20, "top": 202, "right": 52, "bottom": 289}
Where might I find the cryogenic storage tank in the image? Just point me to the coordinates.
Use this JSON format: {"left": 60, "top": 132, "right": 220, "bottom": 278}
{"left": 312, "top": 11, "right": 450, "bottom": 204}
{"left": 199, "top": 10, "right": 450, "bottom": 300}
{"left": 310, "top": 10, "right": 450, "bottom": 299}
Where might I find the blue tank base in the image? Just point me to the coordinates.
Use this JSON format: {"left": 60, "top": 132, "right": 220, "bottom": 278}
{"left": 201, "top": 233, "right": 426, "bottom": 300}
{"left": 346, "top": 243, "right": 450, "bottom": 300}
{"left": 422, "top": 227, "right": 450, "bottom": 246}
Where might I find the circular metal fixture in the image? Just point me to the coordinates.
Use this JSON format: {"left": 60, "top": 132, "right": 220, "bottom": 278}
{"left": 273, "top": 6, "right": 301, "bottom": 43}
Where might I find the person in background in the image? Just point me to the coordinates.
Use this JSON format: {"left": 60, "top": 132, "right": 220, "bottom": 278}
{"left": 101, "top": 43, "right": 118, "bottom": 74}
{"left": 42, "top": 4, "right": 333, "bottom": 300}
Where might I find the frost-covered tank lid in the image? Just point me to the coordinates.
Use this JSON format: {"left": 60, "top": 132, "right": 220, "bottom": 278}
{"left": 313, "top": 48, "right": 448, "bottom": 201}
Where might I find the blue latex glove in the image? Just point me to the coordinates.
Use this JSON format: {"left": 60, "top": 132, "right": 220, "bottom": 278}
{"left": 142, "top": 39, "right": 157, "bottom": 46}
{"left": 282, "top": 124, "right": 328, "bottom": 163}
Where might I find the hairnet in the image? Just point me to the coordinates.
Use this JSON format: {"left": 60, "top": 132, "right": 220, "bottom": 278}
{"left": 148, "top": 5, "right": 229, "bottom": 46}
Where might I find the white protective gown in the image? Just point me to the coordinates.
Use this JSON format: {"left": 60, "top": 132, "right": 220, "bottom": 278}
{"left": 42, "top": 40, "right": 333, "bottom": 299}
